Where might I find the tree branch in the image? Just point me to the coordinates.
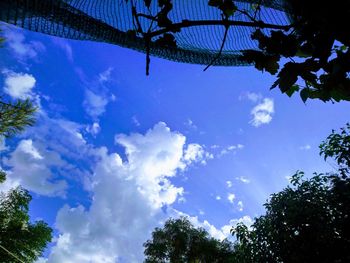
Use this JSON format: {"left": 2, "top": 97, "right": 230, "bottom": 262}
{"left": 149, "top": 19, "right": 292, "bottom": 38}
{"left": 203, "top": 24, "right": 230, "bottom": 71}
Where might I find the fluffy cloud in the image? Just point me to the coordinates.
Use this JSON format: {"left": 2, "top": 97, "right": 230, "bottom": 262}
{"left": 228, "top": 193, "right": 236, "bottom": 203}
{"left": 82, "top": 68, "right": 116, "bottom": 121}
{"left": 45, "top": 122, "right": 193, "bottom": 262}
{"left": 4, "top": 28, "right": 45, "bottom": 59}
{"left": 250, "top": 98, "right": 274, "bottom": 127}
{"left": 86, "top": 122, "right": 101, "bottom": 136}
{"left": 3, "top": 116, "right": 248, "bottom": 262}
{"left": 83, "top": 89, "right": 109, "bottom": 119}
{"left": 1, "top": 139, "right": 67, "bottom": 196}
{"left": 183, "top": 143, "right": 213, "bottom": 165}
{"left": 3, "top": 71, "right": 36, "bottom": 99}
{"left": 175, "top": 211, "right": 254, "bottom": 241}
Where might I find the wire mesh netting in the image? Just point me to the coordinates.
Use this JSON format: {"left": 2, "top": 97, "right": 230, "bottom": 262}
{"left": 0, "top": 0, "right": 292, "bottom": 66}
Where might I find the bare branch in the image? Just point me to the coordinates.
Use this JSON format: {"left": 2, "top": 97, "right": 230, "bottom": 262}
{"left": 148, "top": 19, "right": 292, "bottom": 38}
{"left": 203, "top": 24, "right": 230, "bottom": 71}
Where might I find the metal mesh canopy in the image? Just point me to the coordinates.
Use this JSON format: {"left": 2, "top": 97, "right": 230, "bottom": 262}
{"left": 0, "top": 0, "right": 291, "bottom": 66}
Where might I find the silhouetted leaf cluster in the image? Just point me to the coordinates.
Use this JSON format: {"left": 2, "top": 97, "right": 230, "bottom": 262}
{"left": 144, "top": 217, "right": 236, "bottom": 263}
{"left": 130, "top": 0, "right": 350, "bottom": 102}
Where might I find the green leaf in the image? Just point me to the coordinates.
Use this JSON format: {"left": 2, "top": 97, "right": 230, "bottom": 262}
{"left": 264, "top": 55, "right": 280, "bottom": 75}
{"left": 285, "top": 84, "right": 300, "bottom": 97}
{"left": 240, "top": 50, "right": 280, "bottom": 75}
{"left": 275, "top": 63, "right": 299, "bottom": 92}
{"left": 300, "top": 88, "right": 309, "bottom": 103}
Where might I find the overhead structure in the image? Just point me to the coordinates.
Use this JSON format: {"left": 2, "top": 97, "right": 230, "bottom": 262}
{"left": 0, "top": 0, "right": 292, "bottom": 66}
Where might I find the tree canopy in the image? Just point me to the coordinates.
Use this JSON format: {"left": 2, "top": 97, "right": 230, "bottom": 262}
{"left": 143, "top": 217, "right": 236, "bottom": 262}
{"left": 232, "top": 123, "right": 350, "bottom": 263}
{"left": 232, "top": 171, "right": 350, "bottom": 263}
{"left": 0, "top": 188, "right": 52, "bottom": 263}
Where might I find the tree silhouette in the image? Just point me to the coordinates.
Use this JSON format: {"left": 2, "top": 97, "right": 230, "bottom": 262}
{"left": 232, "top": 124, "right": 350, "bottom": 263}
{"left": 144, "top": 217, "right": 236, "bottom": 263}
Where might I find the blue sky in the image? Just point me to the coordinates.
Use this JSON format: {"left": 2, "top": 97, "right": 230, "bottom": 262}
{"left": 0, "top": 25, "right": 349, "bottom": 262}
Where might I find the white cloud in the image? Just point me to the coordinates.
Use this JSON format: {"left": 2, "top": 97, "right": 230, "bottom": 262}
{"left": 246, "top": 92, "right": 262, "bottom": 102}
{"left": 239, "top": 91, "right": 262, "bottom": 103}
{"left": 172, "top": 211, "right": 229, "bottom": 241}
{"left": 175, "top": 211, "right": 254, "bottom": 241}
{"left": 250, "top": 98, "right": 274, "bottom": 127}
{"left": 3, "top": 71, "right": 36, "bottom": 99}
{"left": 216, "top": 195, "right": 222, "bottom": 200}
{"left": 4, "top": 28, "right": 45, "bottom": 59}
{"left": 217, "top": 144, "right": 244, "bottom": 157}
{"left": 299, "top": 144, "right": 311, "bottom": 150}
{"left": 4, "top": 111, "right": 245, "bottom": 262}
{"left": 183, "top": 143, "right": 213, "bottom": 166}
{"left": 237, "top": 201, "right": 244, "bottom": 211}
{"left": 83, "top": 89, "right": 109, "bottom": 119}
{"left": 236, "top": 176, "right": 250, "bottom": 184}
{"left": 226, "top": 180, "right": 232, "bottom": 188}
{"left": 21, "top": 112, "right": 91, "bottom": 169}
{"left": 86, "top": 122, "right": 101, "bottom": 136}
{"left": 82, "top": 68, "right": 115, "bottom": 121}
{"left": 98, "top": 67, "right": 113, "bottom": 83}
{"left": 1, "top": 139, "right": 68, "bottom": 197}
{"left": 46, "top": 122, "right": 201, "bottom": 262}
{"left": 227, "top": 193, "right": 235, "bottom": 203}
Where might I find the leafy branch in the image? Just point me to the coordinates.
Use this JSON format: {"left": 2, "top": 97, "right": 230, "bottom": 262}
{"left": 0, "top": 98, "right": 37, "bottom": 138}
{"left": 129, "top": 0, "right": 291, "bottom": 75}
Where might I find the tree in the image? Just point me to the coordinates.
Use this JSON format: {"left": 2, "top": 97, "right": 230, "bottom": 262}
{"left": 0, "top": 188, "right": 52, "bottom": 263}
{"left": 232, "top": 124, "right": 350, "bottom": 263}
{"left": 0, "top": 99, "right": 36, "bottom": 139}
{"left": 0, "top": 29, "right": 51, "bottom": 263}
{"left": 232, "top": 172, "right": 350, "bottom": 263}
{"left": 320, "top": 123, "right": 350, "bottom": 177}
{"left": 143, "top": 217, "right": 236, "bottom": 262}
{"left": 129, "top": 0, "right": 350, "bottom": 102}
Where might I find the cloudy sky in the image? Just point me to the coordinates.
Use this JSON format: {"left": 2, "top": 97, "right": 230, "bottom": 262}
{"left": 0, "top": 25, "right": 349, "bottom": 262}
